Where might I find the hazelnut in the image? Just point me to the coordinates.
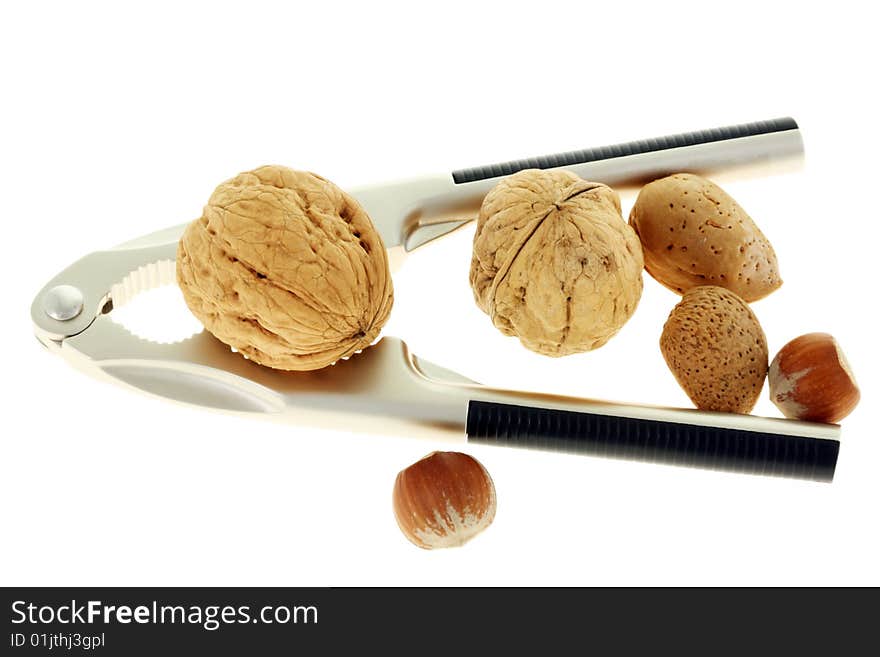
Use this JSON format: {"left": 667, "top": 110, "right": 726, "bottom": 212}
{"left": 769, "top": 333, "right": 860, "bottom": 423}
{"left": 392, "top": 452, "right": 496, "bottom": 549}
{"left": 469, "top": 169, "right": 643, "bottom": 356}
{"left": 660, "top": 285, "right": 768, "bottom": 413}
{"left": 177, "top": 165, "right": 393, "bottom": 371}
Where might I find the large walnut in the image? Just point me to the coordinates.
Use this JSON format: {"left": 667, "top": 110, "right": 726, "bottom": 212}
{"left": 470, "top": 169, "right": 643, "bottom": 356}
{"left": 177, "top": 165, "right": 393, "bottom": 371}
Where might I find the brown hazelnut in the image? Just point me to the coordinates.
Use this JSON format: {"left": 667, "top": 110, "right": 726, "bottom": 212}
{"left": 769, "top": 333, "right": 860, "bottom": 423}
{"left": 392, "top": 452, "right": 496, "bottom": 549}
{"left": 177, "top": 165, "right": 394, "bottom": 371}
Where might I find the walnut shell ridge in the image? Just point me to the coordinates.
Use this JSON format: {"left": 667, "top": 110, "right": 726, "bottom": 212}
{"left": 177, "top": 165, "right": 393, "bottom": 371}
{"left": 469, "top": 169, "right": 644, "bottom": 356}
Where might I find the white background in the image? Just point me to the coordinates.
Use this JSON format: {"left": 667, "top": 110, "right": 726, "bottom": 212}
{"left": 2, "top": 1, "right": 877, "bottom": 586}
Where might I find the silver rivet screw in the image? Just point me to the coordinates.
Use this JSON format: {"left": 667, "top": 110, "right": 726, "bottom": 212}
{"left": 43, "top": 285, "right": 84, "bottom": 321}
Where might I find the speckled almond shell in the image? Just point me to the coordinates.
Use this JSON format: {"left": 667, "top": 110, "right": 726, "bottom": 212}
{"left": 469, "top": 169, "right": 644, "bottom": 357}
{"left": 629, "top": 173, "right": 781, "bottom": 302}
{"left": 660, "top": 285, "right": 768, "bottom": 413}
{"left": 176, "top": 165, "right": 393, "bottom": 371}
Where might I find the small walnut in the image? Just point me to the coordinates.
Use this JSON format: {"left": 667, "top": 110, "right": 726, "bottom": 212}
{"left": 470, "top": 169, "right": 644, "bottom": 356}
{"left": 177, "top": 165, "right": 393, "bottom": 371}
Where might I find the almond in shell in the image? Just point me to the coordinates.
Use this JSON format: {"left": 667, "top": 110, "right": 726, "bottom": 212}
{"left": 629, "top": 173, "right": 781, "bottom": 302}
{"left": 660, "top": 285, "right": 768, "bottom": 413}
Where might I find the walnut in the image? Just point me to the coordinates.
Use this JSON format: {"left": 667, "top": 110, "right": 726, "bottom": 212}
{"left": 469, "top": 169, "right": 643, "bottom": 356}
{"left": 177, "top": 165, "right": 393, "bottom": 371}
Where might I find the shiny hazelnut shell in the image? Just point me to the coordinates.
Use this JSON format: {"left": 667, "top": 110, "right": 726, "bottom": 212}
{"left": 392, "top": 452, "right": 496, "bottom": 550}
{"left": 768, "top": 333, "right": 860, "bottom": 423}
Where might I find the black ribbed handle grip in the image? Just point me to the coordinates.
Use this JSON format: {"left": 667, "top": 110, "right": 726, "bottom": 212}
{"left": 452, "top": 117, "right": 799, "bottom": 184}
{"left": 466, "top": 401, "right": 838, "bottom": 481}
